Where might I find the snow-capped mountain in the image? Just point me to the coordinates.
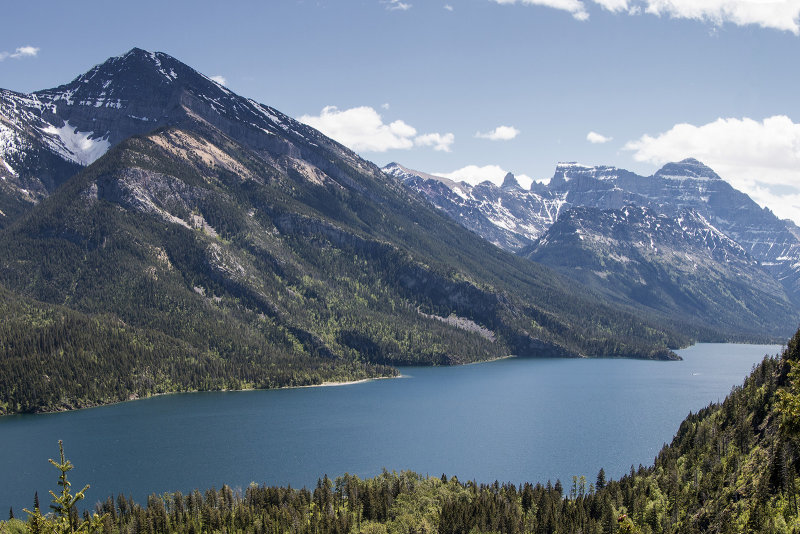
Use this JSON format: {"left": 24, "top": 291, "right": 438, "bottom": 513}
{"left": 0, "top": 47, "right": 369, "bottom": 228}
{"left": 552, "top": 158, "right": 800, "bottom": 306}
{"left": 523, "top": 205, "right": 796, "bottom": 336}
{"left": 387, "top": 159, "right": 800, "bottom": 311}
{"left": 384, "top": 162, "right": 566, "bottom": 250}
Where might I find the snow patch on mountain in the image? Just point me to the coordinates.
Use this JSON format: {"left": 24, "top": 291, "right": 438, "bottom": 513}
{"left": 41, "top": 121, "right": 110, "bottom": 165}
{"left": 1, "top": 158, "right": 14, "bottom": 176}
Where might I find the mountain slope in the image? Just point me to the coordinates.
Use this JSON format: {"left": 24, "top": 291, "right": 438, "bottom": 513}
{"left": 524, "top": 205, "right": 797, "bottom": 337}
{"left": 0, "top": 280, "right": 393, "bottom": 415}
{"left": 0, "top": 91, "right": 83, "bottom": 226}
{"left": 550, "top": 159, "right": 800, "bottom": 309}
{"left": 0, "top": 50, "right": 695, "bottom": 412}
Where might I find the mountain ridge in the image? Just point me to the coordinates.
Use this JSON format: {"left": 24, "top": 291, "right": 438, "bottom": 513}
{"left": 387, "top": 160, "right": 800, "bottom": 337}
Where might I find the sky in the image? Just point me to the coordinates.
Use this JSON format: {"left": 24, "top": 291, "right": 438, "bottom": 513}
{"left": 2, "top": 0, "right": 800, "bottom": 222}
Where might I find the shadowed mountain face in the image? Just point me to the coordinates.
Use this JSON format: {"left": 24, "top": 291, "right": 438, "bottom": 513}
{"left": 0, "top": 49, "right": 696, "bottom": 413}
{"left": 388, "top": 160, "right": 800, "bottom": 337}
{"left": 523, "top": 205, "right": 797, "bottom": 337}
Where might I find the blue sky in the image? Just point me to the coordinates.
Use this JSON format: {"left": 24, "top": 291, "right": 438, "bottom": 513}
{"left": 2, "top": 0, "right": 800, "bottom": 221}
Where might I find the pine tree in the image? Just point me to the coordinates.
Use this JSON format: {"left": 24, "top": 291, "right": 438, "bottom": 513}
{"left": 596, "top": 468, "right": 606, "bottom": 491}
{"left": 24, "top": 441, "right": 107, "bottom": 534}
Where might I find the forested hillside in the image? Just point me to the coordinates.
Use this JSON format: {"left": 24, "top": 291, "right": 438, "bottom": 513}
{"left": 0, "top": 282, "right": 395, "bottom": 415}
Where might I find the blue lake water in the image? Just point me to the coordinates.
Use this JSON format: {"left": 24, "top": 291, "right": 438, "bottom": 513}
{"left": 0, "top": 343, "right": 782, "bottom": 513}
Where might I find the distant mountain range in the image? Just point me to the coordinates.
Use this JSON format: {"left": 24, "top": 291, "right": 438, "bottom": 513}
{"left": 385, "top": 159, "right": 800, "bottom": 337}
{"left": 0, "top": 48, "right": 697, "bottom": 414}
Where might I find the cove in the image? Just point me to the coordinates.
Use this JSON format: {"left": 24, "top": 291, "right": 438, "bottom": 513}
{"left": 0, "top": 343, "right": 781, "bottom": 513}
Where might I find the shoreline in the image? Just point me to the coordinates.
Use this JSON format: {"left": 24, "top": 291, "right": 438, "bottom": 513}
{"left": 12, "top": 341, "right": 774, "bottom": 417}
{"left": 295, "top": 376, "right": 398, "bottom": 388}
{"left": 6, "top": 374, "right": 402, "bottom": 417}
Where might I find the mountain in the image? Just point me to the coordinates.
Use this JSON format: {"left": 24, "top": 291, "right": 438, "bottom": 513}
{"left": 0, "top": 91, "right": 83, "bottom": 226}
{"left": 524, "top": 205, "right": 797, "bottom": 337}
{"left": 387, "top": 160, "right": 800, "bottom": 336}
{"left": 551, "top": 158, "right": 800, "bottom": 307}
{"left": 384, "top": 162, "right": 565, "bottom": 250}
{"left": 0, "top": 49, "right": 689, "bottom": 413}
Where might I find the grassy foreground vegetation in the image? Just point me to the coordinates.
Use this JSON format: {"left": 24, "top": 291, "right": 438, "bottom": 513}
{"left": 3, "top": 329, "right": 800, "bottom": 534}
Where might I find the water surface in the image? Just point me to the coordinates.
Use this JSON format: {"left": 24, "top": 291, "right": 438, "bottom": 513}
{"left": 0, "top": 343, "right": 781, "bottom": 512}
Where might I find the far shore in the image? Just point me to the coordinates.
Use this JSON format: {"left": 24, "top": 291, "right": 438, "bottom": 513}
{"left": 10, "top": 374, "right": 403, "bottom": 417}
{"left": 295, "top": 376, "right": 399, "bottom": 388}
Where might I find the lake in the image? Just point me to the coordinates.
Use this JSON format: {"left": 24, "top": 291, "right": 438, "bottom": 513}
{"left": 0, "top": 343, "right": 782, "bottom": 513}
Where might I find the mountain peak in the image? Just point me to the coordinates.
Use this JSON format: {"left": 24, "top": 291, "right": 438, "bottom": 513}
{"left": 121, "top": 46, "right": 151, "bottom": 56}
{"left": 501, "top": 172, "right": 521, "bottom": 189}
{"left": 654, "top": 158, "right": 721, "bottom": 181}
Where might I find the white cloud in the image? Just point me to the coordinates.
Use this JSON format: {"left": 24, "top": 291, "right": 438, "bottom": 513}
{"left": 385, "top": 0, "right": 412, "bottom": 10}
{"left": 587, "top": 131, "right": 613, "bottom": 144}
{"left": 593, "top": 0, "right": 630, "bottom": 11}
{"left": 624, "top": 115, "right": 800, "bottom": 223}
{"left": 475, "top": 125, "right": 521, "bottom": 141}
{"left": 437, "top": 164, "right": 535, "bottom": 189}
{"left": 299, "top": 105, "right": 454, "bottom": 153}
{"left": 415, "top": 132, "right": 455, "bottom": 152}
{"left": 642, "top": 0, "right": 800, "bottom": 34}
{"left": 381, "top": 102, "right": 391, "bottom": 110}
{"left": 492, "top": 0, "right": 800, "bottom": 33}
{"left": 210, "top": 75, "right": 227, "bottom": 86}
{"left": 0, "top": 45, "right": 39, "bottom": 61}
{"left": 493, "top": 0, "right": 590, "bottom": 20}
{"left": 444, "top": 4, "right": 455, "bottom": 10}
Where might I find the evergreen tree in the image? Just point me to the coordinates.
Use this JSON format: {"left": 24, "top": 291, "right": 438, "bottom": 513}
{"left": 596, "top": 468, "right": 606, "bottom": 491}
{"left": 24, "top": 441, "right": 107, "bottom": 534}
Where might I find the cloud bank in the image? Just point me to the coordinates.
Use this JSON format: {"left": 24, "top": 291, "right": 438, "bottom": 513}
{"left": 493, "top": 0, "right": 800, "bottom": 34}
{"left": 299, "top": 106, "right": 454, "bottom": 153}
{"left": 476, "top": 125, "right": 521, "bottom": 141}
{"left": 0, "top": 46, "right": 40, "bottom": 61}
{"left": 625, "top": 115, "right": 800, "bottom": 223}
